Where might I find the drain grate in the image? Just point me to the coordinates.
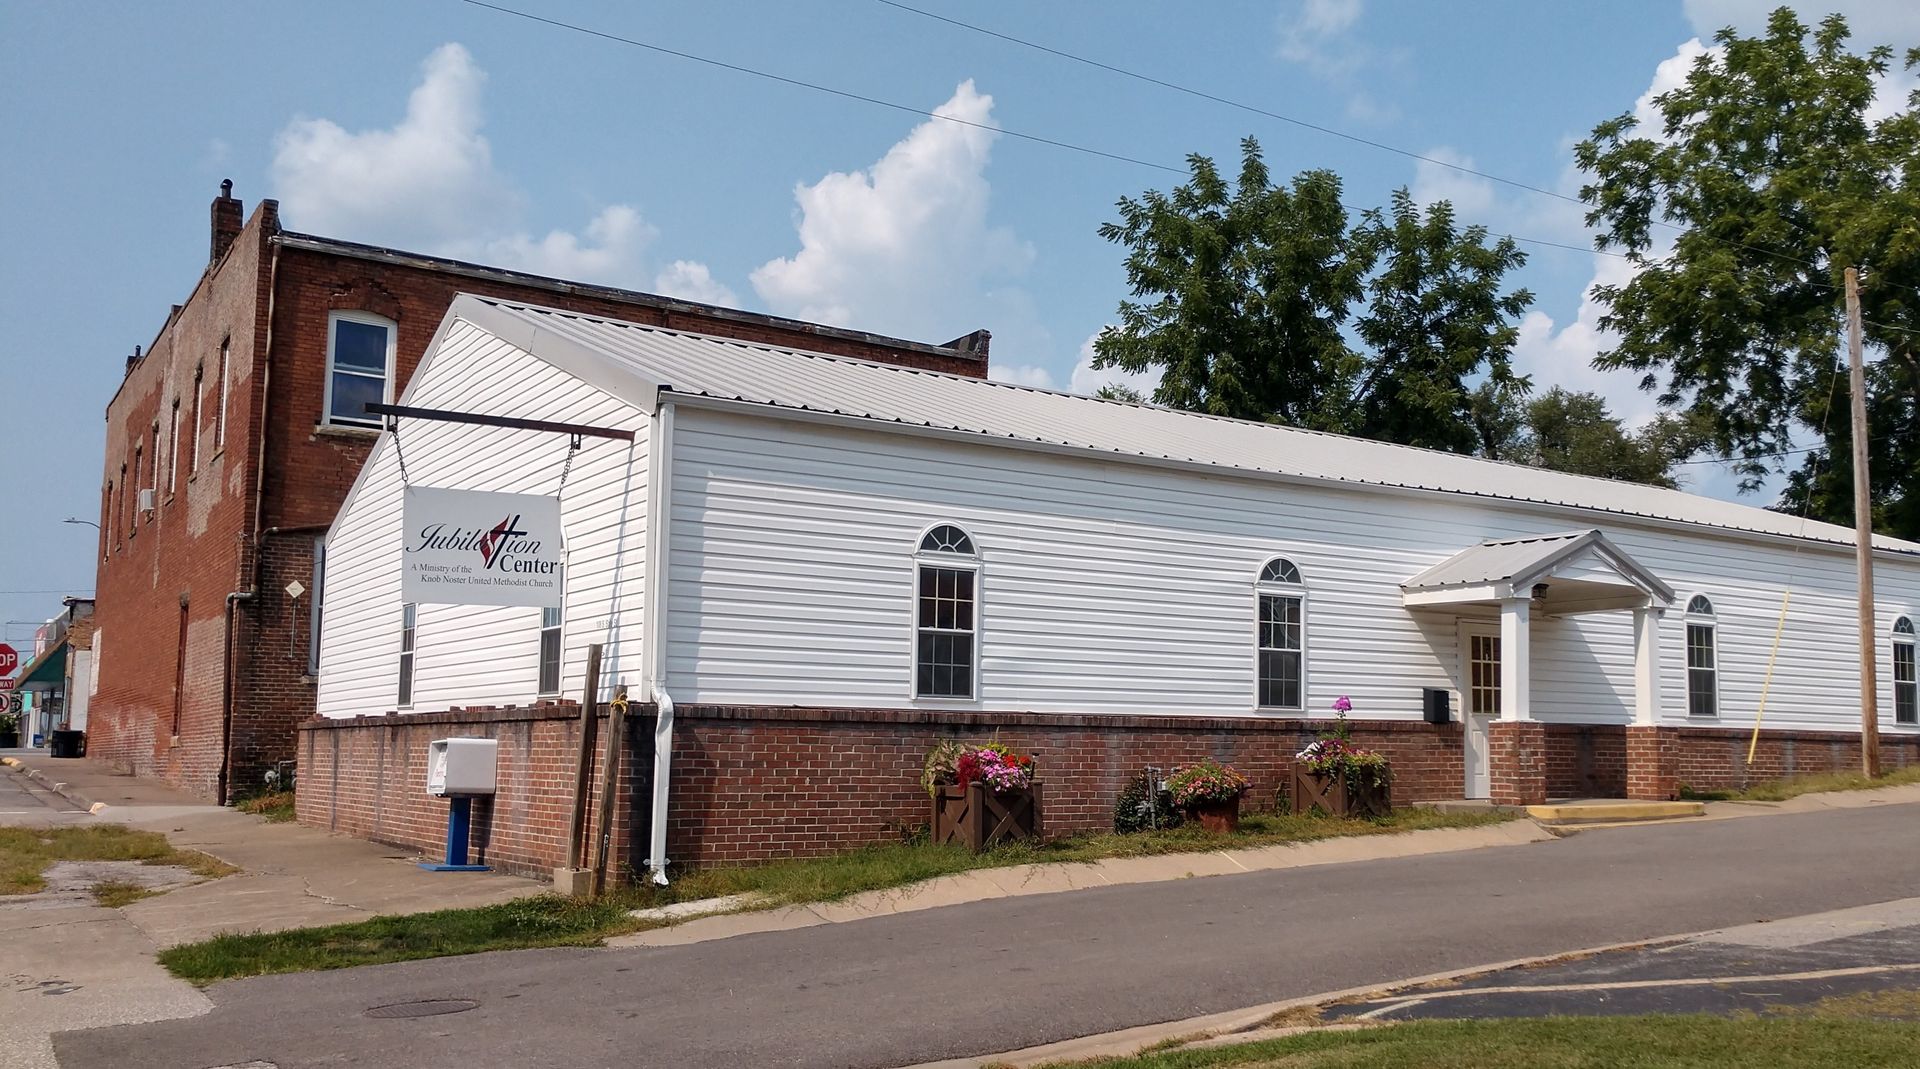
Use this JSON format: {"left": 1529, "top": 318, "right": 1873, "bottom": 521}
{"left": 364, "top": 998, "right": 480, "bottom": 1019}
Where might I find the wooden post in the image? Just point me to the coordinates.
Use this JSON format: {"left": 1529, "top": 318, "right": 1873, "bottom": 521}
{"left": 1846, "top": 267, "right": 1881, "bottom": 777}
{"left": 562, "top": 644, "right": 602, "bottom": 873}
{"left": 590, "top": 684, "right": 630, "bottom": 896}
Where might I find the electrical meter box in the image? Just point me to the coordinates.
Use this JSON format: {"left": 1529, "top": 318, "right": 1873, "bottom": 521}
{"left": 426, "top": 738, "right": 498, "bottom": 797}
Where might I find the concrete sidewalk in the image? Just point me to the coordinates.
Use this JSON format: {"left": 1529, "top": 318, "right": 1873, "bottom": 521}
{"left": 1, "top": 753, "right": 544, "bottom": 1069}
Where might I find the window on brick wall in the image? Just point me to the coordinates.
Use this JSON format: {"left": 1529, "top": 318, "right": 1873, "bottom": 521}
{"left": 914, "top": 524, "right": 978, "bottom": 700}
{"left": 189, "top": 363, "right": 204, "bottom": 472}
{"left": 1256, "top": 557, "right": 1306, "bottom": 710}
{"left": 325, "top": 311, "right": 396, "bottom": 427}
{"left": 215, "top": 336, "right": 230, "bottom": 449}
{"left": 130, "top": 447, "right": 142, "bottom": 536}
{"left": 398, "top": 602, "right": 417, "bottom": 707}
{"left": 102, "top": 481, "right": 114, "bottom": 556}
{"left": 116, "top": 464, "right": 127, "bottom": 547}
{"left": 538, "top": 606, "right": 562, "bottom": 696}
{"left": 308, "top": 538, "right": 325, "bottom": 677}
{"left": 148, "top": 422, "right": 159, "bottom": 505}
{"left": 168, "top": 399, "right": 182, "bottom": 496}
{"left": 1685, "top": 595, "right": 1718, "bottom": 718}
{"left": 1895, "top": 616, "right": 1916, "bottom": 726}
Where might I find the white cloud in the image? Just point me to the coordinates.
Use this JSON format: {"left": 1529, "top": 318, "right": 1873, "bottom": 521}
{"left": 1631, "top": 38, "right": 1715, "bottom": 141}
{"left": 1067, "top": 331, "right": 1163, "bottom": 399}
{"left": 1277, "top": 0, "right": 1365, "bottom": 76}
{"left": 750, "top": 80, "right": 1038, "bottom": 352}
{"left": 270, "top": 43, "right": 660, "bottom": 290}
{"left": 653, "top": 260, "right": 741, "bottom": 307}
{"left": 990, "top": 364, "right": 1056, "bottom": 389}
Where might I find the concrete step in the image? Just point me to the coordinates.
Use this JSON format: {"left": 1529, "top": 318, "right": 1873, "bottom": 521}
{"left": 1526, "top": 800, "right": 1705, "bottom": 825}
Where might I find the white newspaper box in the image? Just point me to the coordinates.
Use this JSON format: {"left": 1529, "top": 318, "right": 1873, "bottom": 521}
{"left": 426, "top": 738, "right": 498, "bottom": 797}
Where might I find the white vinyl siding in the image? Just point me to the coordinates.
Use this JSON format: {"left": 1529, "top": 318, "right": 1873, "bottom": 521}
{"left": 316, "top": 321, "right": 648, "bottom": 719}
{"left": 661, "top": 407, "right": 1919, "bottom": 729}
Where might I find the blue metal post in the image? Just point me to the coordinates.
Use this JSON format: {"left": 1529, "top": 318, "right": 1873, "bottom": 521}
{"left": 418, "top": 795, "right": 492, "bottom": 872}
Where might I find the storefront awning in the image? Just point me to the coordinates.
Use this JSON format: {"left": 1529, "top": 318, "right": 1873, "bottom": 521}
{"left": 15, "top": 642, "right": 67, "bottom": 690}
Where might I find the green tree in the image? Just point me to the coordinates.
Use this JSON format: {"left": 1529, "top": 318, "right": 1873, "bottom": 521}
{"left": 1092, "top": 139, "right": 1534, "bottom": 449}
{"left": 1470, "top": 384, "right": 1708, "bottom": 488}
{"left": 1576, "top": 8, "right": 1920, "bottom": 536}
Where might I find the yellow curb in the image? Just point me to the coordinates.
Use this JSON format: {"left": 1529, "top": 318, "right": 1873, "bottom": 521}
{"left": 1526, "top": 801, "right": 1704, "bottom": 824}
{"left": 0, "top": 757, "right": 20, "bottom": 767}
{"left": 89, "top": 801, "right": 110, "bottom": 814}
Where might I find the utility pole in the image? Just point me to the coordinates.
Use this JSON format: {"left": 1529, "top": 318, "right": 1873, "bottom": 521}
{"left": 1846, "top": 266, "right": 1881, "bottom": 777}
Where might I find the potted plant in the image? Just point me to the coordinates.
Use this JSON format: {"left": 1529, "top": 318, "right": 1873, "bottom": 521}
{"left": 925, "top": 741, "right": 1043, "bottom": 851}
{"left": 1290, "top": 696, "right": 1392, "bottom": 818}
{"left": 1166, "top": 758, "right": 1250, "bottom": 833}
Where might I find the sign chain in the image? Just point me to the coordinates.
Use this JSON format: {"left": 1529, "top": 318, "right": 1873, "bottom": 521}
{"left": 555, "top": 434, "right": 582, "bottom": 496}
{"left": 388, "top": 418, "right": 412, "bottom": 488}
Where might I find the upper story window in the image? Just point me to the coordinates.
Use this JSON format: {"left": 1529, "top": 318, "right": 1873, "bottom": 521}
{"left": 1894, "top": 616, "right": 1916, "bottom": 726}
{"left": 168, "top": 399, "right": 182, "bottom": 496}
{"left": 1256, "top": 557, "right": 1306, "bottom": 710}
{"left": 189, "top": 363, "right": 204, "bottom": 472}
{"left": 1685, "top": 595, "right": 1717, "bottom": 718}
{"left": 214, "top": 337, "right": 231, "bottom": 449}
{"left": 325, "top": 311, "right": 396, "bottom": 427}
{"left": 914, "top": 524, "right": 978, "bottom": 700}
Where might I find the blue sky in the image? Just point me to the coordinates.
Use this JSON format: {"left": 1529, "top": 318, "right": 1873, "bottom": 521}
{"left": 2, "top": 0, "right": 1915, "bottom": 644}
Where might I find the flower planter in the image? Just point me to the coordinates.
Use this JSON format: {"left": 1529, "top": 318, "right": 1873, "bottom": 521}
{"left": 1186, "top": 796, "right": 1241, "bottom": 833}
{"left": 930, "top": 781, "right": 1044, "bottom": 852}
{"left": 1289, "top": 761, "right": 1390, "bottom": 818}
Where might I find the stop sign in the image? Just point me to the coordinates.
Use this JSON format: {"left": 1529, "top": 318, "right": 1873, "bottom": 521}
{"left": 0, "top": 644, "right": 15, "bottom": 675}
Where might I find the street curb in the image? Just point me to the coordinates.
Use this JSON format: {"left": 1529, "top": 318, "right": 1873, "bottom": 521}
{"left": 891, "top": 933, "right": 1698, "bottom": 1069}
{"left": 3, "top": 761, "right": 104, "bottom": 812}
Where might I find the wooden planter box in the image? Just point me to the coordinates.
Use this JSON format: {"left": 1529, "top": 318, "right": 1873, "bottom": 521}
{"left": 1289, "top": 761, "right": 1390, "bottom": 818}
{"left": 930, "top": 781, "right": 1044, "bottom": 852}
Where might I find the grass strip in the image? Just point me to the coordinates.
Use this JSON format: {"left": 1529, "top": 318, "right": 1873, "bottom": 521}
{"left": 90, "top": 880, "right": 161, "bottom": 908}
{"left": 235, "top": 790, "right": 297, "bottom": 823}
{"left": 1035, "top": 1015, "right": 1920, "bottom": 1069}
{"left": 0, "top": 825, "right": 235, "bottom": 895}
{"left": 1680, "top": 764, "right": 1920, "bottom": 802}
{"left": 159, "top": 808, "right": 1513, "bottom": 983}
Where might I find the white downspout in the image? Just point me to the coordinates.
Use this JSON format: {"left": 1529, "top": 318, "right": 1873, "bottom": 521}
{"left": 643, "top": 395, "right": 676, "bottom": 885}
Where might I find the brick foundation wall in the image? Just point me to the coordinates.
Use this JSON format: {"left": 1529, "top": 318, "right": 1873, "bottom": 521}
{"left": 1625, "top": 724, "right": 1679, "bottom": 801}
{"left": 1667, "top": 725, "right": 1920, "bottom": 793}
{"left": 1543, "top": 724, "right": 1627, "bottom": 799}
{"left": 1489, "top": 720, "right": 1549, "bottom": 806}
{"left": 295, "top": 704, "right": 646, "bottom": 880}
{"left": 298, "top": 704, "right": 1463, "bottom": 872}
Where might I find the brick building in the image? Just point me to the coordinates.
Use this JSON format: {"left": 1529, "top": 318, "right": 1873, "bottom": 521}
{"left": 87, "top": 184, "right": 991, "bottom": 801}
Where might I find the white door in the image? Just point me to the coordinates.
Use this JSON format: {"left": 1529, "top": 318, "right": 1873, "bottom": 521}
{"left": 1459, "top": 621, "right": 1502, "bottom": 799}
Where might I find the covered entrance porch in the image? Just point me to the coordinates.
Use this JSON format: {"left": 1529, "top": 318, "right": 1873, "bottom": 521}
{"left": 1402, "top": 530, "right": 1679, "bottom": 805}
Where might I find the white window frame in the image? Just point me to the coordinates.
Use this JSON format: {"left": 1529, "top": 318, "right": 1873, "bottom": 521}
{"left": 167, "top": 399, "right": 181, "bottom": 495}
{"left": 911, "top": 523, "right": 980, "bottom": 702}
{"left": 1894, "top": 615, "right": 1916, "bottom": 727}
{"left": 215, "top": 336, "right": 231, "bottom": 449}
{"left": 538, "top": 605, "right": 564, "bottom": 697}
{"left": 1684, "top": 594, "right": 1718, "bottom": 719}
{"left": 323, "top": 310, "right": 397, "bottom": 427}
{"left": 1254, "top": 556, "right": 1307, "bottom": 712}
{"left": 189, "top": 362, "right": 204, "bottom": 472}
{"left": 398, "top": 602, "right": 417, "bottom": 708}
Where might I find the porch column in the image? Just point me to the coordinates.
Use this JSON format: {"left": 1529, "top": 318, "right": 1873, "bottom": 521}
{"left": 1627, "top": 605, "right": 1678, "bottom": 800}
{"left": 1489, "top": 597, "right": 1546, "bottom": 806}
{"left": 1499, "top": 597, "right": 1531, "bottom": 722}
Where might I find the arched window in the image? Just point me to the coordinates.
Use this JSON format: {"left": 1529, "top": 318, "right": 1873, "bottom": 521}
{"left": 1685, "top": 595, "right": 1717, "bottom": 718}
{"left": 1256, "top": 557, "right": 1305, "bottom": 710}
{"left": 914, "top": 524, "right": 978, "bottom": 699}
{"left": 1894, "top": 616, "right": 1916, "bottom": 726}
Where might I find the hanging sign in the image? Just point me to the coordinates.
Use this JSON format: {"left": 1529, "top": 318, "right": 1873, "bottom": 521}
{"left": 401, "top": 487, "right": 565, "bottom": 608}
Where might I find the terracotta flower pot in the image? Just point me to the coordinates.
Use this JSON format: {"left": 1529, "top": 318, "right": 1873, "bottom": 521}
{"left": 1187, "top": 796, "right": 1242, "bottom": 833}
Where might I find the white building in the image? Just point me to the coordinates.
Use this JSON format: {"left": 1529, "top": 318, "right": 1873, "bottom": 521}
{"left": 307, "top": 295, "right": 1920, "bottom": 871}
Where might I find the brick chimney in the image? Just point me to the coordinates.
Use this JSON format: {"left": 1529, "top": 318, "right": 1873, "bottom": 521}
{"left": 210, "top": 179, "right": 242, "bottom": 264}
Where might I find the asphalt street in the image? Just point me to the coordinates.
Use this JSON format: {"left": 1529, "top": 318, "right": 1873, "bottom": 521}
{"left": 53, "top": 802, "right": 1920, "bottom": 1069}
{"left": 0, "top": 755, "right": 88, "bottom": 826}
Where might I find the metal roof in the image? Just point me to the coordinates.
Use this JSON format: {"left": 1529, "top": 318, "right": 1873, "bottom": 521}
{"left": 1401, "top": 530, "right": 1673, "bottom": 605}
{"left": 453, "top": 295, "right": 1920, "bottom": 557}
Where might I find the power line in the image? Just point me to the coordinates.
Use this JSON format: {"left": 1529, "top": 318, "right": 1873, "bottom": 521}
{"left": 874, "top": 0, "right": 1586, "bottom": 211}
{"left": 875, "top": 1, "right": 1920, "bottom": 306}
{"left": 452, "top": 0, "right": 1615, "bottom": 263}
